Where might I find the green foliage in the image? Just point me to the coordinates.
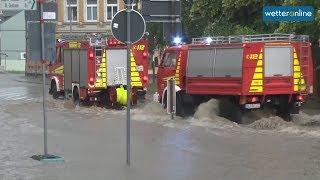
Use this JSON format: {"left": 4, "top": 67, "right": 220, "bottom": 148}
{"left": 146, "top": 23, "right": 165, "bottom": 53}
{"left": 183, "top": 0, "right": 320, "bottom": 44}
{"left": 204, "top": 22, "right": 257, "bottom": 36}
{"left": 275, "top": 0, "right": 320, "bottom": 44}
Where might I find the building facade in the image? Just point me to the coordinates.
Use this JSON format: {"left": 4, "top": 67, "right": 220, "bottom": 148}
{"left": 56, "top": 0, "right": 126, "bottom": 35}
{"left": 1, "top": 1, "right": 129, "bottom": 72}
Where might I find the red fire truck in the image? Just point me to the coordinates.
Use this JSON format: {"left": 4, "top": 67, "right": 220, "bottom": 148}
{"left": 49, "top": 34, "right": 149, "bottom": 106}
{"left": 155, "top": 34, "right": 313, "bottom": 122}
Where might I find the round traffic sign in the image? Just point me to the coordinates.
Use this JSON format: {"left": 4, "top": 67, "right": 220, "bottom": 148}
{"left": 111, "top": 9, "right": 146, "bottom": 44}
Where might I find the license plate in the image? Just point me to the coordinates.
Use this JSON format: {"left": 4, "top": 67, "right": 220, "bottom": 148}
{"left": 245, "top": 103, "right": 261, "bottom": 109}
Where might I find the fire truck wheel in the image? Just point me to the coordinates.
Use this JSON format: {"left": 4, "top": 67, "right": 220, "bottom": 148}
{"left": 108, "top": 87, "right": 117, "bottom": 108}
{"left": 291, "top": 101, "right": 300, "bottom": 114}
{"left": 276, "top": 96, "right": 292, "bottom": 121}
{"left": 73, "top": 88, "right": 80, "bottom": 106}
{"left": 232, "top": 106, "right": 243, "bottom": 124}
{"left": 49, "top": 83, "right": 53, "bottom": 95}
{"left": 286, "top": 101, "right": 300, "bottom": 122}
{"left": 162, "top": 92, "right": 167, "bottom": 109}
{"left": 176, "top": 93, "right": 186, "bottom": 117}
{"left": 51, "top": 81, "right": 59, "bottom": 99}
{"left": 131, "top": 88, "right": 138, "bottom": 106}
{"left": 219, "top": 97, "right": 243, "bottom": 123}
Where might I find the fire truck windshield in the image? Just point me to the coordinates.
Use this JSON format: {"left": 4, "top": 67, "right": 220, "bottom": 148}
{"left": 163, "top": 52, "right": 177, "bottom": 67}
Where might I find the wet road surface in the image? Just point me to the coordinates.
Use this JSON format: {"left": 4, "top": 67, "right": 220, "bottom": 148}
{"left": 1, "top": 73, "right": 320, "bottom": 180}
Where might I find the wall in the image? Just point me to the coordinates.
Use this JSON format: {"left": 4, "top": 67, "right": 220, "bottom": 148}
{"left": 0, "top": 11, "right": 26, "bottom": 72}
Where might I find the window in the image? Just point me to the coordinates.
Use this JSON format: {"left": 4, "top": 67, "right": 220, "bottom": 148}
{"left": 86, "top": 0, "right": 98, "bottom": 21}
{"left": 106, "top": 0, "right": 118, "bottom": 21}
{"left": 66, "top": 0, "right": 77, "bottom": 22}
{"left": 162, "top": 52, "right": 177, "bottom": 67}
{"left": 264, "top": 47, "right": 292, "bottom": 77}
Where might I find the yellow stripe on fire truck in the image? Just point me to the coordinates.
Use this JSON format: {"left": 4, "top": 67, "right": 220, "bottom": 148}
{"left": 249, "top": 49, "right": 264, "bottom": 93}
{"left": 53, "top": 65, "right": 64, "bottom": 75}
{"left": 293, "top": 48, "right": 306, "bottom": 91}
{"left": 162, "top": 52, "right": 182, "bottom": 85}
{"left": 95, "top": 50, "right": 107, "bottom": 88}
{"left": 130, "top": 52, "right": 143, "bottom": 87}
{"left": 174, "top": 52, "right": 182, "bottom": 85}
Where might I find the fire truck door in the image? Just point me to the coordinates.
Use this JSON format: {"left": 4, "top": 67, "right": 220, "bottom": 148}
{"left": 106, "top": 49, "right": 127, "bottom": 86}
{"left": 72, "top": 50, "right": 80, "bottom": 84}
{"left": 63, "top": 49, "right": 72, "bottom": 91}
{"left": 79, "top": 50, "right": 88, "bottom": 87}
{"left": 157, "top": 51, "right": 178, "bottom": 93}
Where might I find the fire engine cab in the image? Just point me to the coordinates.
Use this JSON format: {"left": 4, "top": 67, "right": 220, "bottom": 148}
{"left": 49, "top": 34, "right": 149, "bottom": 106}
{"left": 156, "top": 34, "right": 313, "bottom": 122}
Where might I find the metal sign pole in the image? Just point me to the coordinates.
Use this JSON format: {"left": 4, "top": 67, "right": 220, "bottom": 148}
{"left": 126, "top": 0, "right": 132, "bottom": 166}
{"left": 31, "top": 1, "right": 63, "bottom": 162}
{"left": 111, "top": 0, "right": 145, "bottom": 166}
{"left": 169, "top": 79, "right": 174, "bottom": 119}
{"left": 40, "top": 0, "right": 48, "bottom": 156}
{"left": 167, "top": 78, "right": 176, "bottom": 119}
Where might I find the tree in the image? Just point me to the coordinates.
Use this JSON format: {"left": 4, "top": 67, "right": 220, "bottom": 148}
{"left": 146, "top": 23, "right": 165, "bottom": 54}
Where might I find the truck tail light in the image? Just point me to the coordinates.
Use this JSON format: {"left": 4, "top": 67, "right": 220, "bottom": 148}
{"left": 296, "top": 95, "right": 304, "bottom": 102}
{"left": 248, "top": 96, "right": 259, "bottom": 103}
{"left": 107, "top": 39, "right": 122, "bottom": 46}
{"left": 143, "top": 75, "right": 148, "bottom": 83}
{"left": 89, "top": 77, "right": 95, "bottom": 85}
{"left": 142, "top": 52, "right": 148, "bottom": 58}
{"left": 89, "top": 52, "right": 94, "bottom": 58}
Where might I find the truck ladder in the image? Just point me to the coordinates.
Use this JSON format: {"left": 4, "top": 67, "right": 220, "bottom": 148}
{"left": 298, "top": 42, "right": 310, "bottom": 95}
{"left": 57, "top": 33, "right": 108, "bottom": 47}
{"left": 192, "top": 33, "right": 309, "bottom": 45}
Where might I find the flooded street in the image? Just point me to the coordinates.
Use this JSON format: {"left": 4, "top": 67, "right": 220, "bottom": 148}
{"left": 1, "top": 73, "right": 320, "bottom": 179}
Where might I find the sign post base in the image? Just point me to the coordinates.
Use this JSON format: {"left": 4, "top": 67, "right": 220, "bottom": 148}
{"left": 31, "top": 154, "right": 64, "bottom": 162}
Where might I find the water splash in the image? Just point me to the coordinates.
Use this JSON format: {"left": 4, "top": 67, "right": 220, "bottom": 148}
{"left": 189, "top": 99, "right": 239, "bottom": 129}
{"left": 248, "top": 116, "right": 291, "bottom": 130}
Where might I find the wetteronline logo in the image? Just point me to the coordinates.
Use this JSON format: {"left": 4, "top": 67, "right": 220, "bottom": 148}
{"left": 263, "top": 6, "right": 314, "bottom": 22}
